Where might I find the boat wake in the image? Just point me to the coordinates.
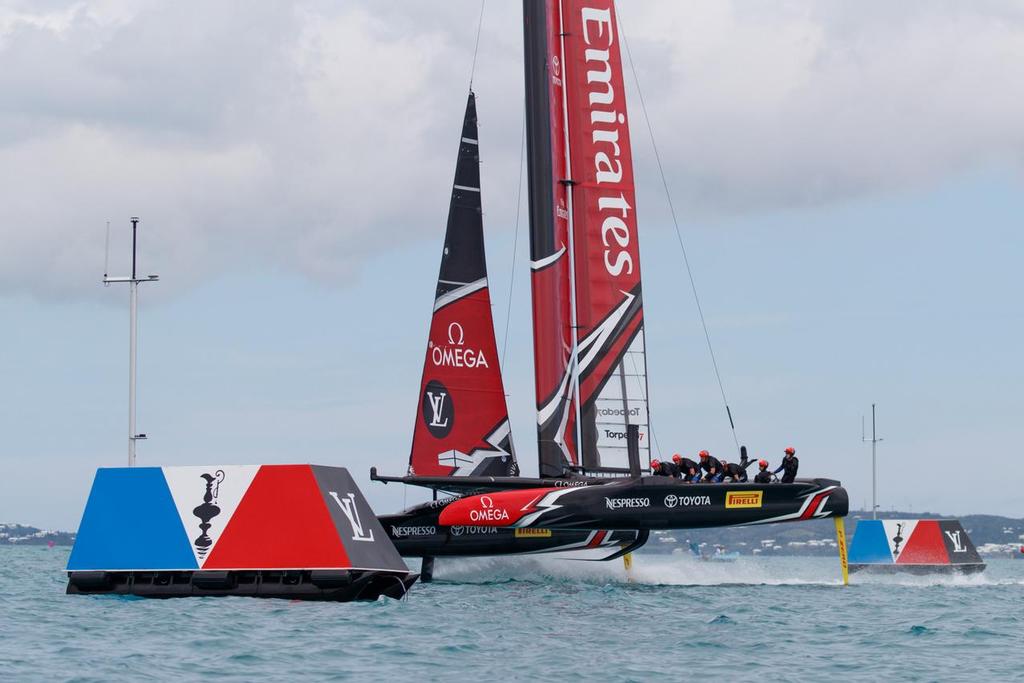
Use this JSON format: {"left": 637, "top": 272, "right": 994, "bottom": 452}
{"left": 428, "top": 555, "right": 1019, "bottom": 588}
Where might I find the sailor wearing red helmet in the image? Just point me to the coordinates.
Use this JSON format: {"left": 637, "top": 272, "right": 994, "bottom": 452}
{"left": 650, "top": 458, "right": 680, "bottom": 478}
{"left": 698, "top": 450, "right": 723, "bottom": 482}
{"left": 773, "top": 447, "right": 799, "bottom": 483}
{"left": 754, "top": 459, "right": 773, "bottom": 484}
{"left": 672, "top": 453, "right": 701, "bottom": 482}
{"left": 720, "top": 458, "right": 749, "bottom": 483}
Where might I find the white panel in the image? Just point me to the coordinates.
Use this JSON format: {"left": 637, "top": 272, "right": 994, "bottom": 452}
{"left": 163, "top": 465, "right": 261, "bottom": 568}
{"left": 592, "top": 329, "right": 650, "bottom": 469}
{"left": 882, "top": 520, "right": 918, "bottom": 561}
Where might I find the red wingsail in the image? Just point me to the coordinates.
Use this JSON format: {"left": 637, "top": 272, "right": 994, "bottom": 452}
{"left": 407, "top": 93, "right": 519, "bottom": 478}
{"left": 562, "top": 0, "right": 649, "bottom": 471}
{"left": 524, "top": 1, "right": 580, "bottom": 476}
{"left": 524, "top": 0, "right": 650, "bottom": 475}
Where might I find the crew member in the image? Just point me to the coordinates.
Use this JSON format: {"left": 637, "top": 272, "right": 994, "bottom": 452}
{"left": 774, "top": 447, "right": 799, "bottom": 483}
{"left": 650, "top": 458, "right": 680, "bottom": 478}
{"left": 673, "top": 453, "right": 701, "bottom": 482}
{"left": 698, "top": 450, "right": 723, "bottom": 482}
{"left": 754, "top": 459, "right": 773, "bottom": 484}
{"left": 721, "top": 459, "right": 748, "bottom": 482}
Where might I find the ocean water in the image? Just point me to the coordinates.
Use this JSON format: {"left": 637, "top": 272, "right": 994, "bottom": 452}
{"left": 1, "top": 547, "right": 1021, "bottom": 682}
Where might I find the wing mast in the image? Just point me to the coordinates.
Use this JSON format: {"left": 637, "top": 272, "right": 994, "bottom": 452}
{"left": 524, "top": 0, "right": 650, "bottom": 475}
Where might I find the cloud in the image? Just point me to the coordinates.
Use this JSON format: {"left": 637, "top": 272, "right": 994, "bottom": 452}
{"left": 620, "top": 0, "right": 1024, "bottom": 211}
{"left": 1, "top": 1, "right": 1022, "bottom": 300}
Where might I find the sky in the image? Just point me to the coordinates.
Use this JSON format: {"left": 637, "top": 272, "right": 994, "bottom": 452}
{"left": 1, "top": 1, "right": 1022, "bottom": 530}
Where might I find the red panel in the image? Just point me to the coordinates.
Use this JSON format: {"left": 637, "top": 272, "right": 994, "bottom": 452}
{"left": 204, "top": 465, "right": 351, "bottom": 569}
{"left": 438, "top": 488, "right": 558, "bottom": 527}
{"left": 562, "top": 0, "right": 643, "bottom": 364}
{"left": 409, "top": 291, "right": 511, "bottom": 476}
{"left": 896, "top": 520, "right": 950, "bottom": 564}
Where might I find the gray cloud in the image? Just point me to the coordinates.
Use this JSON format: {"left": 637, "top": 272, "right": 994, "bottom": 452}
{"left": 1, "top": 1, "right": 1022, "bottom": 300}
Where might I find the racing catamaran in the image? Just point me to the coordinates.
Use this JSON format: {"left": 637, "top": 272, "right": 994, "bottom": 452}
{"left": 375, "top": 0, "right": 848, "bottom": 564}
{"left": 376, "top": 91, "right": 646, "bottom": 576}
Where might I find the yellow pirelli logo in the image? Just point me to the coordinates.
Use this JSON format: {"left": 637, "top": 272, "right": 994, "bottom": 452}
{"left": 514, "top": 528, "right": 553, "bottom": 538}
{"left": 725, "top": 491, "right": 764, "bottom": 509}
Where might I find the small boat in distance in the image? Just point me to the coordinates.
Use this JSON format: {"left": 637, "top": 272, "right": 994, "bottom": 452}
{"left": 690, "top": 542, "right": 739, "bottom": 563}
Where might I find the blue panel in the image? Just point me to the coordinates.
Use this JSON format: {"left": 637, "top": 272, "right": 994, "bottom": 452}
{"left": 68, "top": 468, "right": 198, "bottom": 571}
{"left": 848, "top": 519, "right": 894, "bottom": 564}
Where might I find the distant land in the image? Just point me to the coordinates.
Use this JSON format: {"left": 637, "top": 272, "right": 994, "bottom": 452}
{"left": 1, "top": 524, "right": 76, "bottom": 547}
{"left": 5, "top": 511, "right": 1023, "bottom": 557}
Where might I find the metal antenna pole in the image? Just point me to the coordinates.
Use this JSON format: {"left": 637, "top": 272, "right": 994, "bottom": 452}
{"left": 104, "top": 217, "right": 159, "bottom": 466}
{"left": 862, "top": 403, "right": 883, "bottom": 519}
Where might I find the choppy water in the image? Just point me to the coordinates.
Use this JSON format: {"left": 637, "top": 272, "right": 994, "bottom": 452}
{"left": 1, "top": 547, "right": 1021, "bottom": 681}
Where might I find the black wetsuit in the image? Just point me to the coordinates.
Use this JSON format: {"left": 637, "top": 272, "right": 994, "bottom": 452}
{"left": 722, "top": 462, "right": 748, "bottom": 482}
{"left": 700, "top": 456, "right": 723, "bottom": 482}
{"left": 653, "top": 461, "right": 681, "bottom": 478}
{"left": 754, "top": 468, "right": 772, "bottom": 484}
{"left": 677, "top": 458, "right": 701, "bottom": 482}
{"left": 774, "top": 455, "right": 799, "bottom": 483}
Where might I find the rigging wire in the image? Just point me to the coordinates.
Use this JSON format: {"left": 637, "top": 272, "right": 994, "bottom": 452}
{"left": 501, "top": 115, "right": 526, "bottom": 368}
{"left": 617, "top": 9, "right": 742, "bottom": 455}
{"left": 467, "top": 0, "right": 487, "bottom": 90}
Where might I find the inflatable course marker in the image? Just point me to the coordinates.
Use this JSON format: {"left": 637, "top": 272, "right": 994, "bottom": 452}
{"left": 847, "top": 519, "right": 985, "bottom": 575}
{"left": 66, "top": 465, "right": 417, "bottom": 601}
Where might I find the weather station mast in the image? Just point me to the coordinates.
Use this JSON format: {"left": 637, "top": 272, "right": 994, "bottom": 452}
{"left": 104, "top": 217, "right": 159, "bottom": 466}
{"left": 862, "top": 403, "right": 883, "bottom": 519}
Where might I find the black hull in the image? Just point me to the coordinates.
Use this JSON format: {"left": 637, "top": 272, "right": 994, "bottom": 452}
{"left": 66, "top": 569, "right": 418, "bottom": 601}
{"left": 441, "top": 477, "right": 849, "bottom": 531}
{"left": 849, "top": 563, "right": 986, "bottom": 576}
{"left": 380, "top": 502, "right": 646, "bottom": 560}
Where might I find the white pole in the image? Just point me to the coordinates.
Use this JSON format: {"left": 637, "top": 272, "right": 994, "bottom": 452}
{"left": 129, "top": 279, "right": 138, "bottom": 467}
{"left": 104, "top": 216, "right": 157, "bottom": 467}
{"left": 862, "top": 404, "right": 882, "bottom": 518}
{"left": 871, "top": 403, "right": 876, "bottom": 520}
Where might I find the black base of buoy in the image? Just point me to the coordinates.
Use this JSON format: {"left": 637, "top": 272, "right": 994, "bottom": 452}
{"left": 420, "top": 556, "right": 435, "bottom": 583}
{"left": 849, "top": 563, "right": 985, "bottom": 575}
{"left": 66, "top": 569, "right": 419, "bottom": 601}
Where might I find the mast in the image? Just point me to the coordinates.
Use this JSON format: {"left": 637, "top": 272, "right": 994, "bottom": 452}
{"left": 523, "top": 0, "right": 579, "bottom": 476}
{"left": 104, "top": 217, "right": 159, "bottom": 466}
{"left": 862, "top": 403, "right": 883, "bottom": 519}
{"left": 556, "top": 1, "right": 586, "bottom": 465}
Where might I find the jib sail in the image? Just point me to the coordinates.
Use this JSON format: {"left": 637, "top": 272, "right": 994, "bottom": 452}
{"left": 408, "top": 92, "right": 519, "bottom": 478}
{"left": 524, "top": 0, "right": 650, "bottom": 475}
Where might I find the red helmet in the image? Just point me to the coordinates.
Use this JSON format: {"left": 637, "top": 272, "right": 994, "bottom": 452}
{"left": 699, "top": 450, "right": 710, "bottom": 458}
{"left": 758, "top": 459, "right": 768, "bottom": 468}
{"left": 672, "top": 454, "right": 682, "bottom": 463}
{"left": 785, "top": 447, "right": 796, "bottom": 455}
{"left": 651, "top": 459, "right": 661, "bottom": 469}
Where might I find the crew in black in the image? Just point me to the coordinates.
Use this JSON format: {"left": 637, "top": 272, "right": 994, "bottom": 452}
{"left": 721, "top": 461, "right": 748, "bottom": 482}
{"left": 754, "top": 459, "right": 773, "bottom": 484}
{"left": 774, "top": 447, "right": 799, "bottom": 483}
{"left": 673, "top": 454, "right": 701, "bottom": 482}
{"left": 698, "top": 450, "right": 723, "bottom": 482}
{"left": 651, "top": 459, "right": 680, "bottom": 478}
